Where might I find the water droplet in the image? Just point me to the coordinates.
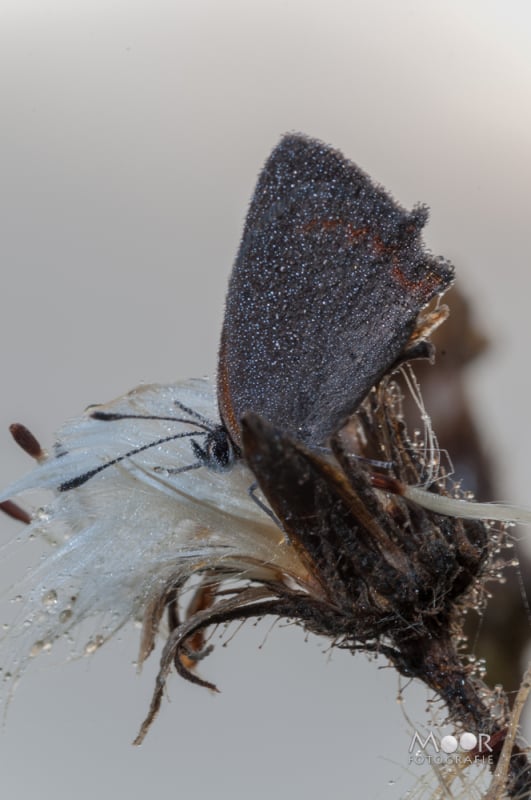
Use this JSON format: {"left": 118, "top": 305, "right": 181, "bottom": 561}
{"left": 42, "top": 590, "right": 58, "bottom": 607}
{"left": 59, "top": 609, "right": 72, "bottom": 624}
{"left": 84, "top": 635, "right": 104, "bottom": 655}
{"left": 35, "top": 508, "right": 50, "bottom": 523}
{"left": 30, "top": 641, "right": 45, "bottom": 657}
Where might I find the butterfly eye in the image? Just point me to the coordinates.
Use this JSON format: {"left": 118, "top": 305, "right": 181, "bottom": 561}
{"left": 191, "top": 426, "right": 238, "bottom": 470}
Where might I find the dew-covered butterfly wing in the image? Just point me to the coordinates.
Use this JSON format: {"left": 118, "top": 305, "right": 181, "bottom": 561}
{"left": 218, "top": 134, "right": 454, "bottom": 449}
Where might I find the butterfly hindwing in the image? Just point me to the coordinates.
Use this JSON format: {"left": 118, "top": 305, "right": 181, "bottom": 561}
{"left": 219, "top": 134, "right": 454, "bottom": 449}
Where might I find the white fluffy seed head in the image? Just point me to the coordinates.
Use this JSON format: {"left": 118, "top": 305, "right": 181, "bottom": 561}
{"left": 0, "top": 378, "right": 309, "bottom": 701}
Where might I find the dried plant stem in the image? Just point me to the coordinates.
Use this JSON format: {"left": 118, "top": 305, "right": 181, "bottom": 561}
{"left": 484, "top": 661, "right": 531, "bottom": 800}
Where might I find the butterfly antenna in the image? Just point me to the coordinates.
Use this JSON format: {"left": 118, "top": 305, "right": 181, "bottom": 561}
{"left": 59, "top": 431, "right": 200, "bottom": 491}
{"left": 90, "top": 410, "right": 213, "bottom": 434}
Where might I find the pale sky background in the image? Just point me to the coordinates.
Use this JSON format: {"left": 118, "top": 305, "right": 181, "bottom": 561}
{"left": 1, "top": 2, "right": 531, "bottom": 798}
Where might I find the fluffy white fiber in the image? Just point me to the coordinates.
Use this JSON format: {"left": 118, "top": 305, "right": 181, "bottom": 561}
{"left": 0, "top": 378, "right": 297, "bottom": 696}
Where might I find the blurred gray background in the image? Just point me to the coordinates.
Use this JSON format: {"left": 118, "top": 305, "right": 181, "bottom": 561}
{"left": 1, "top": 1, "right": 530, "bottom": 798}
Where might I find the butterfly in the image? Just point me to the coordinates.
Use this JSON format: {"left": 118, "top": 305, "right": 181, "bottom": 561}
{"left": 2, "top": 135, "right": 530, "bottom": 794}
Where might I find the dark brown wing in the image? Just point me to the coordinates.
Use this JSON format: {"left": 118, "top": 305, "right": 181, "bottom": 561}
{"left": 218, "top": 134, "right": 453, "bottom": 449}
